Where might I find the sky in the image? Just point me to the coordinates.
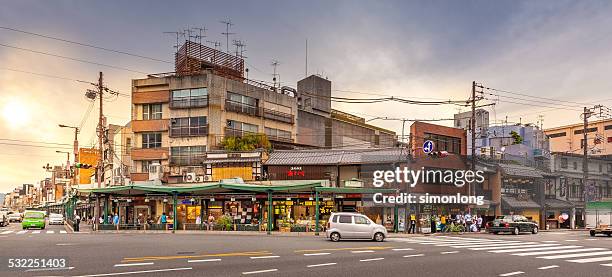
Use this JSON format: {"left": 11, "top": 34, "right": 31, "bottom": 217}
{"left": 1, "top": 0, "right": 612, "bottom": 192}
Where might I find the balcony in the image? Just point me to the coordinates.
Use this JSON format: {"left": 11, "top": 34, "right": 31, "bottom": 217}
{"left": 263, "top": 108, "right": 294, "bottom": 124}
{"left": 131, "top": 147, "right": 169, "bottom": 160}
{"left": 169, "top": 124, "right": 209, "bottom": 138}
{"left": 169, "top": 154, "right": 207, "bottom": 166}
{"left": 267, "top": 135, "right": 293, "bottom": 143}
{"left": 132, "top": 90, "right": 169, "bottom": 104}
{"left": 225, "top": 99, "right": 260, "bottom": 116}
{"left": 225, "top": 127, "right": 259, "bottom": 138}
{"left": 170, "top": 96, "right": 209, "bottom": 109}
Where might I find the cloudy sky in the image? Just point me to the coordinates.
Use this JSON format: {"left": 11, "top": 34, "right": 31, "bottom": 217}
{"left": 1, "top": 1, "right": 612, "bottom": 192}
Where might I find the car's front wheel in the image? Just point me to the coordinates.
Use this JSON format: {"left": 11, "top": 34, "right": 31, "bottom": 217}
{"left": 373, "top": 232, "right": 385, "bottom": 242}
{"left": 330, "top": 232, "right": 340, "bottom": 242}
{"left": 531, "top": 226, "right": 538, "bottom": 234}
{"left": 513, "top": 227, "right": 520, "bottom": 235}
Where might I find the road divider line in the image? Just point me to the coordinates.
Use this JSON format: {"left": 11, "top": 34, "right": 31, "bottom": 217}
{"left": 188, "top": 259, "right": 221, "bottom": 263}
{"left": 1, "top": 231, "right": 13, "bottom": 234}
{"left": 32, "top": 230, "right": 41, "bottom": 234}
{"left": 351, "top": 250, "right": 375, "bottom": 253}
{"left": 295, "top": 246, "right": 390, "bottom": 253}
{"left": 114, "top": 262, "right": 154, "bottom": 267}
{"left": 25, "top": 266, "right": 75, "bottom": 272}
{"left": 250, "top": 255, "right": 280, "bottom": 259}
{"left": 499, "top": 271, "right": 524, "bottom": 276}
{"left": 242, "top": 269, "right": 278, "bottom": 275}
{"left": 360, "top": 258, "right": 384, "bottom": 262}
{"left": 441, "top": 251, "right": 459, "bottom": 254}
{"left": 304, "top": 253, "right": 330, "bottom": 256}
{"left": 541, "top": 241, "right": 557, "bottom": 243}
{"left": 307, "top": 263, "right": 337, "bottom": 268}
{"left": 564, "top": 239, "right": 579, "bottom": 242}
{"left": 16, "top": 230, "right": 27, "bottom": 234}
{"left": 47, "top": 230, "right": 54, "bottom": 234}
{"left": 538, "top": 265, "right": 559, "bottom": 270}
{"left": 73, "top": 267, "right": 192, "bottom": 277}
{"left": 60, "top": 230, "right": 67, "bottom": 234}
{"left": 391, "top": 248, "right": 413, "bottom": 251}
{"left": 403, "top": 254, "right": 424, "bottom": 258}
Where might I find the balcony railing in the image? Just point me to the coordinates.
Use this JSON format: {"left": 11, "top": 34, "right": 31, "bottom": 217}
{"left": 169, "top": 154, "right": 207, "bottom": 166}
{"left": 225, "top": 127, "right": 259, "bottom": 138}
{"left": 267, "top": 135, "right": 293, "bottom": 143}
{"left": 170, "top": 96, "right": 209, "bottom": 109}
{"left": 263, "top": 108, "right": 294, "bottom": 124}
{"left": 225, "top": 100, "right": 260, "bottom": 116}
{"left": 169, "top": 125, "right": 209, "bottom": 138}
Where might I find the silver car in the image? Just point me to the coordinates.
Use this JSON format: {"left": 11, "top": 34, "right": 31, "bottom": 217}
{"left": 326, "top": 212, "right": 387, "bottom": 242}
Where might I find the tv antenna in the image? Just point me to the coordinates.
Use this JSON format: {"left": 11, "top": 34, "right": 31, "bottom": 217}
{"left": 220, "top": 19, "right": 235, "bottom": 53}
{"left": 206, "top": 40, "right": 221, "bottom": 51}
{"left": 163, "top": 31, "right": 185, "bottom": 53}
{"left": 233, "top": 39, "right": 247, "bottom": 59}
{"left": 271, "top": 59, "right": 280, "bottom": 89}
{"left": 192, "top": 27, "right": 207, "bottom": 44}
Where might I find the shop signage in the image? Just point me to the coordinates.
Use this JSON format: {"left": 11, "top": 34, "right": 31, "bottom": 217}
{"left": 287, "top": 166, "right": 305, "bottom": 177}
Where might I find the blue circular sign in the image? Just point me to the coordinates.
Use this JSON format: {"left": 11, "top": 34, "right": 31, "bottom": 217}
{"left": 423, "top": 140, "right": 434, "bottom": 154}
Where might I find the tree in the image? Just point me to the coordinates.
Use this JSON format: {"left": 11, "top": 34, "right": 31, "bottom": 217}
{"left": 510, "top": 131, "right": 523, "bottom": 145}
{"left": 221, "top": 133, "right": 271, "bottom": 151}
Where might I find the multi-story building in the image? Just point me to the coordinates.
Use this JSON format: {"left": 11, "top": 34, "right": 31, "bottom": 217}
{"left": 296, "top": 75, "right": 396, "bottom": 149}
{"left": 130, "top": 41, "right": 297, "bottom": 183}
{"left": 545, "top": 118, "right": 612, "bottom": 156}
{"left": 104, "top": 123, "right": 133, "bottom": 186}
{"left": 454, "top": 109, "right": 489, "bottom": 135}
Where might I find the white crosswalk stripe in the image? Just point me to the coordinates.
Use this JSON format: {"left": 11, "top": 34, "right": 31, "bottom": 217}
{"left": 513, "top": 248, "right": 606, "bottom": 256}
{"left": 568, "top": 256, "right": 612, "bottom": 263}
{"left": 16, "top": 230, "right": 27, "bottom": 234}
{"left": 32, "top": 230, "right": 41, "bottom": 234}
{"left": 1, "top": 230, "right": 14, "bottom": 234}
{"left": 537, "top": 250, "right": 612, "bottom": 260}
{"left": 466, "top": 242, "right": 540, "bottom": 250}
{"left": 46, "top": 230, "right": 54, "bottom": 234}
{"left": 60, "top": 230, "right": 67, "bottom": 234}
{"left": 486, "top": 244, "right": 562, "bottom": 253}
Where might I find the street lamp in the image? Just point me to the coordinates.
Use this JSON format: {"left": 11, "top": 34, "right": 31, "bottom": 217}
{"left": 58, "top": 124, "right": 80, "bottom": 162}
{"left": 56, "top": 150, "right": 70, "bottom": 167}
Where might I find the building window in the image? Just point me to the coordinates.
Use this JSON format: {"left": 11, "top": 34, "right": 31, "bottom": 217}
{"left": 226, "top": 92, "right": 259, "bottom": 116}
{"left": 574, "top": 127, "right": 598, "bottom": 135}
{"left": 142, "top": 104, "right": 162, "bottom": 120}
{"left": 141, "top": 160, "right": 160, "bottom": 173}
{"left": 142, "top": 133, "right": 162, "bottom": 148}
{"left": 170, "top": 146, "right": 206, "bottom": 165}
{"left": 265, "top": 127, "right": 292, "bottom": 141}
{"left": 573, "top": 161, "right": 578, "bottom": 170}
{"left": 560, "top": 158, "right": 568, "bottom": 169}
{"left": 608, "top": 137, "right": 612, "bottom": 143}
{"left": 170, "top": 116, "right": 207, "bottom": 137}
{"left": 599, "top": 163, "right": 603, "bottom": 172}
{"left": 170, "top": 88, "right": 208, "bottom": 108}
{"left": 604, "top": 125, "right": 612, "bottom": 130}
{"left": 547, "top": 132, "right": 566, "bottom": 138}
{"left": 125, "top": 138, "right": 132, "bottom": 154}
{"left": 424, "top": 133, "right": 462, "bottom": 154}
{"left": 227, "top": 120, "right": 258, "bottom": 136}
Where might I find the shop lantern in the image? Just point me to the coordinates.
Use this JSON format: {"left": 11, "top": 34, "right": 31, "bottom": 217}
{"left": 190, "top": 198, "right": 196, "bottom": 203}
{"left": 210, "top": 197, "right": 215, "bottom": 202}
{"left": 144, "top": 198, "right": 150, "bottom": 203}
{"left": 251, "top": 197, "right": 256, "bottom": 202}
{"left": 127, "top": 199, "right": 132, "bottom": 203}
{"left": 163, "top": 198, "right": 168, "bottom": 203}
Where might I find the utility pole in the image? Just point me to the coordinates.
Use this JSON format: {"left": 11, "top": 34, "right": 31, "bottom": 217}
{"left": 582, "top": 107, "right": 590, "bottom": 204}
{"left": 470, "top": 81, "right": 476, "bottom": 199}
{"left": 94, "top": 71, "right": 104, "bottom": 232}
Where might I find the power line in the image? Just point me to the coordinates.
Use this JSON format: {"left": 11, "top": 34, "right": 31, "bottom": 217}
{"left": 0, "top": 138, "right": 72, "bottom": 146}
{"left": 0, "top": 43, "right": 149, "bottom": 74}
{"left": 0, "top": 26, "right": 172, "bottom": 64}
{"left": 480, "top": 85, "right": 597, "bottom": 107}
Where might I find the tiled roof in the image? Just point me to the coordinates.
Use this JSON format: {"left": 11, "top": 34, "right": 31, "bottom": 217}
{"left": 498, "top": 163, "right": 544, "bottom": 178}
{"left": 544, "top": 198, "right": 574, "bottom": 209}
{"left": 502, "top": 195, "right": 541, "bottom": 209}
{"left": 265, "top": 148, "right": 408, "bottom": 166}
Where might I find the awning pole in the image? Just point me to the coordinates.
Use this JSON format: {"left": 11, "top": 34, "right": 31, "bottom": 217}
{"left": 267, "top": 191, "right": 272, "bottom": 235}
{"left": 172, "top": 193, "right": 178, "bottom": 233}
{"left": 315, "top": 189, "right": 320, "bottom": 236}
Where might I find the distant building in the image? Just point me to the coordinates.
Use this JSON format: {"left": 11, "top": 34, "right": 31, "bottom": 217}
{"left": 544, "top": 118, "right": 612, "bottom": 156}
{"left": 454, "top": 109, "right": 489, "bottom": 135}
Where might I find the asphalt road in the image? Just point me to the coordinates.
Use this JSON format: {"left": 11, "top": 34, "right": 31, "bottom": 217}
{"left": 0, "top": 225, "right": 611, "bottom": 277}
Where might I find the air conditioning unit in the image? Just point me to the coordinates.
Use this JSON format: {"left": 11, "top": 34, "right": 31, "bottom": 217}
{"left": 203, "top": 175, "right": 212, "bottom": 182}
{"left": 184, "top": 172, "right": 196, "bottom": 183}
{"left": 194, "top": 175, "right": 206, "bottom": 183}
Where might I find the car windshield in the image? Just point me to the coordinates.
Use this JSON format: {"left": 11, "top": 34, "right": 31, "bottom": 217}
{"left": 495, "top": 216, "right": 512, "bottom": 221}
{"left": 24, "top": 212, "right": 44, "bottom": 219}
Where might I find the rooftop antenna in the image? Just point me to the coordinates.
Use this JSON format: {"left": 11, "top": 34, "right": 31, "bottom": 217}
{"left": 163, "top": 31, "right": 185, "bottom": 54}
{"left": 220, "top": 19, "right": 235, "bottom": 53}
{"left": 305, "top": 38, "right": 308, "bottom": 78}
{"left": 184, "top": 26, "right": 195, "bottom": 42}
{"left": 233, "top": 39, "right": 247, "bottom": 59}
{"left": 192, "top": 27, "right": 207, "bottom": 44}
{"left": 271, "top": 59, "right": 280, "bottom": 90}
{"left": 537, "top": 114, "right": 544, "bottom": 129}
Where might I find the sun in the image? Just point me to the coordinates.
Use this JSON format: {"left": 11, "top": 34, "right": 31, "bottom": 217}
{"left": 2, "top": 99, "right": 31, "bottom": 129}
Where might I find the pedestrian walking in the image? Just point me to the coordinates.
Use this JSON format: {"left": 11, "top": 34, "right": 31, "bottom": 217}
{"left": 74, "top": 213, "right": 81, "bottom": 232}
{"left": 476, "top": 215, "right": 483, "bottom": 232}
{"left": 207, "top": 214, "right": 215, "bottom": 231}
{"left": 430, "top": 215, "right": 437, "bottom": 234}
{"left": 113, "top": 213, "right": 119, "bottom": 225}
{"left": 440, "top": 214, "right": 447, "bottom": 232}
{"left": 161, "top": 213, "right": 167, "bottom": 229}
{"left": 408, "top": 214, "right": 416, "bottom": 234}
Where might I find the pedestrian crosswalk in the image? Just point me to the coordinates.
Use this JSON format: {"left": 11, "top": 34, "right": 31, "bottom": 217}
{"left": 392, "top": 236, "right": 612, "bottom": 268}
{"left": 0, "top": 230, "right": 69, "bottom": 235}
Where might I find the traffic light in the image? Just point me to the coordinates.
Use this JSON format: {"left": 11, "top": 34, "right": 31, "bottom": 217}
{"left": 74, "top": 163, "right": 93, "bottom": 169}
{"left": 428, "top": 151, "right": 449, "bottom": 158}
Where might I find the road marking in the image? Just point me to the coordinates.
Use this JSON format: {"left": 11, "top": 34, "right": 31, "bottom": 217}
{"left": 468, "top": 243, "right": 544, "bottom": 250}
{"left": 491, "top": 245, "right": 580, "bottom": 253}
{"left": 441, "top": 251, "right": 459, "bottom": 254}
{"left": 47, "top": 230, "right": 55, "bottom": 234}
{"left": 250, "top": 255, "right": 280, "bottom": 259}
{"left": 303, "top": 253, "right": 331, "bottom": 256}
{"left": 538, "top": 265, "right": 559, "bottom": 270}
{"left": 602, "top": 263, "right": 612, "bottom": 267}
{"left": 56, "top": 243, "right": 76, "bottom": 246}
{"left": 25, "top": 266, "right": 75, "bottom": 272}
{"left": 32, "top": 230, "right": 41, "bottom": 234}
{"left": 537, "top": 250, "right": 612, "bottom": 259}
{"left": 114, "top": 263, "right": 154, "bottom": 267}
{"left": 499, "top": 271, "right": 524, "bottom": 276}
{"left": 187, "top": 259, "right": 221, "bottom": 263}
{"left": 360, "top": 258, "right": 384, "bottom": 262}
{"left": 307, "top": 263, "right": 336, "bottom": 268}
{"left": 351, "top": 250, "right": 375, "bottom": 253}
{"left": 486, "top": 244, "right": 563, "bottom": 253}
{"left": 1, "top": 231, "right": 13, "bottom": 234}
{"left": 16, "top": 230, "right": 27, "bottom": 235}
{"left": 403, "top": 254, "right": 424, "bottom": 258}
{"left": 123, "top": 251, "right": 272, "bottom": 262}
{"left": 242, "top": 269, "right": 278, "bottom": 275}
{"left": 564, "top": 239, "right": 579, "bottom": 242}
{"left": 295, "top": 246, "right": 390, "bottom": 253}
{"left": 391, "top": 248, "right": 413, "bottom": 251}
{"left": 541, "top": 240, "right": 557, "bottom": 243}
{"left": 585, "top": 238, "right": 597, "bottom": 241}
{"left": 73, "top": 267, "right": 192, "bottom": 277}
{"left": 568, "top": 256, "right": 612, "bottom": 263}
{"left": 60, "top": 230, "right": 67, "bottom": 234}
{"left": 452, "top": 242, "right": 532, "bottom": 248}
{"left": 513, "top": 248, "right": 605, "bottom": 256}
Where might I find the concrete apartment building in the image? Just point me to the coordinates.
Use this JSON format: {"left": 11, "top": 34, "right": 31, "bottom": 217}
{"left": 545, "top": 118, "right": 612, "bottom": 156}
{"left": 130, "top": 41, "right": 297, "bottom": 183}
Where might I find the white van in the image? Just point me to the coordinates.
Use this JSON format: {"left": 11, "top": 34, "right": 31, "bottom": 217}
{"left": 326, "top": 212, "right": 387, "bottom": 242}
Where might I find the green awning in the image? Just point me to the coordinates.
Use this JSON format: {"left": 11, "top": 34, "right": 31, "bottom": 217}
{"left": 587, "top": 201, "right": 612, "bottom": 210}
{"left": 315, "top": 187, "right": 397, "bottom": 194}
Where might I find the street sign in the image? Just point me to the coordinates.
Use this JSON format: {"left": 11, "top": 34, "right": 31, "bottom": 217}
{"left": 423, "top": 140, "right": 434, "bottom": 154}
